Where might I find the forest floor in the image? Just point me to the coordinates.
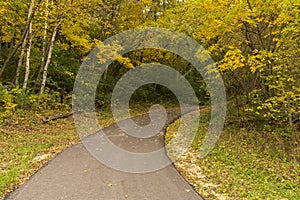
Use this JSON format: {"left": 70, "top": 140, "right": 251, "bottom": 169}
{"left": 0, "top": 104, "right": 299, "bottom": 199}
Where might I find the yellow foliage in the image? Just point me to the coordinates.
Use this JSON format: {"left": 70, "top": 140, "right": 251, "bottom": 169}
{"left": 219, "top": 48, "right": 245, "bottom": 72}
{"left": 116, "top": 56, "right": 134, "bottom": 69}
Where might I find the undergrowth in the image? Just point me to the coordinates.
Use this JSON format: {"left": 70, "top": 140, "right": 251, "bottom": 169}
{"left": 166, "top": 109, "right": 300, "bottom": 199}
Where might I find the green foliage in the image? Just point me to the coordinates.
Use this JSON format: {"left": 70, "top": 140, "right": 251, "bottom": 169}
{"left": 46, "top": 46, "right": 80, "bottom": 93}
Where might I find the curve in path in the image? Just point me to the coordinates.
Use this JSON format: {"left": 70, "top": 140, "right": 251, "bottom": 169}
{"left": 5, "top": 108, "right": 204, "bottom": 200}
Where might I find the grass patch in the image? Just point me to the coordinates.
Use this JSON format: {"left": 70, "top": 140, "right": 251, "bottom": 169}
{"left": 166, "top": 109, "right": 300, "bottom": 199}
{"left": 0, "top": 109, "right": 79, "bottom": 198}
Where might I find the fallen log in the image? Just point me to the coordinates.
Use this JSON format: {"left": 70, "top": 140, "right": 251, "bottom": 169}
{"left": 42, "top": 112, "right": 73, "bottom": 123}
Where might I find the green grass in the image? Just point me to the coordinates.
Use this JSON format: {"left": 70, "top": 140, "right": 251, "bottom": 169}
{"left": 166, "top": 109, "right": 300, "bottom": 200}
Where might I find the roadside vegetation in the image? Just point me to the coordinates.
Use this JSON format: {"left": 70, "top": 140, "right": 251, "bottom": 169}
{"left": 0, "top": 109, "right": 78, "bottom": 197}
{"left": 166, "top": 108, "right": 300, "bottom": 199}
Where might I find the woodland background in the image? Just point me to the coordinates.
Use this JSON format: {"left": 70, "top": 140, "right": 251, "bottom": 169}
{"left": 0, "top": 0, "right": 299, "bottom": 199}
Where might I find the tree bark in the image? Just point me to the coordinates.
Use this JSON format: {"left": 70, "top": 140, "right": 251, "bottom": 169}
{"left": 0, "top": 0, "right": 42, "bottom": 79}
{"left": 23, "top": 0, "right": 35, "bottom": 91}
{"left": 14, "top": 32, "right": 28, "bottom": 85}
{"left": 40, "top": 24, "right": 59, "bottom": 95}
{"left": 38, "top": 0, "right": 49, "bottom": 78}
{"left": 23, "top": 21, "right": 33, "bottom": 91}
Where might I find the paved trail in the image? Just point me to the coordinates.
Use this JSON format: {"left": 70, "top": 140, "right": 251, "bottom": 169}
{"left": 6, "top": 109, "right": 203, "bottom": 200}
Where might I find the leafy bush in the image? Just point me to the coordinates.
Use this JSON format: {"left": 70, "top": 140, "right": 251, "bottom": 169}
{"left": 0, "top": 83, "right": 21, "bottom": 113}
{"left": 0, "top": 82, "right": 68, "bottom": 111}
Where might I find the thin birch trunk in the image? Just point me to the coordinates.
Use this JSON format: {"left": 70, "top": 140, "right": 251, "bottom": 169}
{"left": 23, "top": 21, "right": 33, "bottom": 91}
{"left": 14, "top": 32, "right": 28, "bottom": 85}
{"left": 22, "top": 0, "right": 34, "bottom": 91}
{"left": 38, "top": 0, "right": 49, "bottom": 77}
{"left": 40, "top": 24, "right": 58, "bottom": 95}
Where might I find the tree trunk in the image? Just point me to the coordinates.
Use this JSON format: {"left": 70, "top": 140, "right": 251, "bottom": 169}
{"left": 40, "top": 24, "right": 59, "bottom": 95}
{"left": 23, "top": 0, "right": 35, "bottom": 91}
{"left": 14, "top": 32, "right": 28, "bottom": 85}
{"left": 0, "top": 0, "right": 42, "bottom": 79}
{"left": 38, "top": 0, "right": 49, "bottom": 78}
{"left": 23, "top": 21, "right": 33, "bottom": 91}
